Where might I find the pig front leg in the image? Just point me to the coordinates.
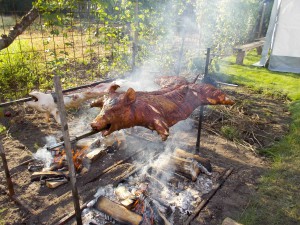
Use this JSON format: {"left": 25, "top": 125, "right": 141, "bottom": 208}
{"left": 153, "top": 119, "right": 169, "bottom": 141}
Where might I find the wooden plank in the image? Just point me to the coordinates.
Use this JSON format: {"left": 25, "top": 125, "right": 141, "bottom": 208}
{"left": 55, "top": 203, "right": 88, "bottom": 225}
{"left": 85, "top": 149, "right": 145, "bottom": 184}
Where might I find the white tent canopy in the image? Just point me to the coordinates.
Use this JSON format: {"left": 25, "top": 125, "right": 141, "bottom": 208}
{"left": 254, "top": 0, "right": 300, "bottom": 73}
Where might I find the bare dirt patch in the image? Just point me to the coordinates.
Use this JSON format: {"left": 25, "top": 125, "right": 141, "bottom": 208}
{"left": 0, "top": 84, "right": 290, "bottom": 225}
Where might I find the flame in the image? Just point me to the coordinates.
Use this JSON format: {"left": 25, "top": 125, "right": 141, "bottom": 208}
{"left": 53, "top": 146, "right": 89, "bottom": 171}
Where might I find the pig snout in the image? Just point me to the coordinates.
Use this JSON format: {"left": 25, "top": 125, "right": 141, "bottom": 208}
{"left": 91, "top": 120, "right": 102, "bottom": 130}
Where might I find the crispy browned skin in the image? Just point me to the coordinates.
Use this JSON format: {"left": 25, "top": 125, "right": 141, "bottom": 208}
{"left": 90, "top": 83, "right": 234, "bottom": 141}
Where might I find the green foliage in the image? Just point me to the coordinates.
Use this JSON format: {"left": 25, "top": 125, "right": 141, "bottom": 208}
{"left": 220, "top": 125, "right": 240, "bottom": 140}
{"left": 0, "top": 40, "right": 46, "bottom": 100}
{"left": 1, "top": 0, "right": 265, "bottom": 99}
{"left": 195, "top": 0, "right": 260, "bottom": 53}
{"left": 0, "top": 125, "right": 6, "bottom": 134}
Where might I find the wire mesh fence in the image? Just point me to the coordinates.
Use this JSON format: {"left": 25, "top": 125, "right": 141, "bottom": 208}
{"left": 0, "top": 3, "right": 133, "bottom": 101}
{"left": 0, "top": 0, "right": 265, "bottom": 102}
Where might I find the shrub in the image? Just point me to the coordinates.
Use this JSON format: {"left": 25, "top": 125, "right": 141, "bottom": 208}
{"left": 0, "top": 40, "right": 46, "bottom": 100}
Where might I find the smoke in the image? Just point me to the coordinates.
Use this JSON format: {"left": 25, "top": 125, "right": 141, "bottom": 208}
{"left": 68, "top": 107, "right": 100, "bottom": 137}
{"left": 118, "top": 0, "right": 261, "bottom": 79}
{"left": 33, "top": 136, "right": 56, "bottom": 167}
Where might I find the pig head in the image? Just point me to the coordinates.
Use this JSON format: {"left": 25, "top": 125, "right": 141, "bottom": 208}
{"left": 90, "top": 84, "right": 234, "bottom": 141}
{"left": 26, "top": 91, "right": 60, "bottom": 123}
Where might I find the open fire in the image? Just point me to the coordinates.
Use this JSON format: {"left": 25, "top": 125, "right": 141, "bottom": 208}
{"left": 82, "top": 167, "right": 214, "bottom": 224}
{"left": 28, "top": 127, "right": 219, "bottom": 225}
{"left": 80, "top": 143, "right": 215, "bottom": 225}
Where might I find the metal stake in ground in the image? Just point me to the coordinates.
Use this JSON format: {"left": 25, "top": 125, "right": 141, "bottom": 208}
{"left": 53, "top": 76, "right": 82, "bottom": 225}
{"left": 0, "top": 139, "right": 15, "bottom": 196}
{"left": 195, "top": 48, "right": 211, "bottom": 153}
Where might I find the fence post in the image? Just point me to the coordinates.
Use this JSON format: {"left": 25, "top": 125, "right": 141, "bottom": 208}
{"left": 53, "top": 76, "right": 82, "bottom": 225}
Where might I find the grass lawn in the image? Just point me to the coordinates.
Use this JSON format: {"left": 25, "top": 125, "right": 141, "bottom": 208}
{"left": 217, "top": 51, "right": 300, "bottom": 225}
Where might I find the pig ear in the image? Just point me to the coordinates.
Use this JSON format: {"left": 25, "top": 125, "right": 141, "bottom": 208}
{"left": 108, "top": 84, "right": 120, "bottom": 93}
{"left": 124, "top": 88, "right": 136, "bottom": 105}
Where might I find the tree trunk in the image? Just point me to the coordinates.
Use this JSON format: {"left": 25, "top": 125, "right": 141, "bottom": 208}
{"left": 0, "top": 7, "right": 39, "bottom": 51}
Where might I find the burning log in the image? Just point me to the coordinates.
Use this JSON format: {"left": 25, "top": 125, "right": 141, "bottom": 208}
{"left": 120, "top": 198, "right": 135, "bottom": 209}
{"left": 174, "top": 148, "right": 212, "bottom": 174}
{"left": 95, "top": 196, "right": 143, "bottom": 225}
{"left": 31, "top": 171, "right": 68, "bottom": 182}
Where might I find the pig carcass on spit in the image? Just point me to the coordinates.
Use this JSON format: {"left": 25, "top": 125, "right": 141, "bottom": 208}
{"left": 25, "top": 80, "right": 143, "bottom": 124}
{"left": 90, "top": 83, "right": 234, "bottom": 141}
{"left": 25, "top": 76, "right": 185, "bottom": 124}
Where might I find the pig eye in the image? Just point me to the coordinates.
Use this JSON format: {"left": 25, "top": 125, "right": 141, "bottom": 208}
{"left": 108, "top": 98, "right": 117, "bottom": 106}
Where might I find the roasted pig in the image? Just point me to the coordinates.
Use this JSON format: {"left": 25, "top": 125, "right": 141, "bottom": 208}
{"left": 90, "top": 83, "right": 234, "bottom": 141}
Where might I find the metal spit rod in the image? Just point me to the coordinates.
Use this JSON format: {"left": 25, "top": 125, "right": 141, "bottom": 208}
{"left": 46, "top": 130, "right": 99, "bottom": 151}
{"left": 0, "top": 78, "right": 115, "bottom": 108}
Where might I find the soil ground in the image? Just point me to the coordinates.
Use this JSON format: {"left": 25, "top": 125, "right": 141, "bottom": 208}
{"left": 0, "top": 85, "right": 290, "bottom": 225}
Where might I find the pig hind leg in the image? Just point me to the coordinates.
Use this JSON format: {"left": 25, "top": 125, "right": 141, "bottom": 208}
{"left": 153, "top": 119, "right": 169, "bottom": 141}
